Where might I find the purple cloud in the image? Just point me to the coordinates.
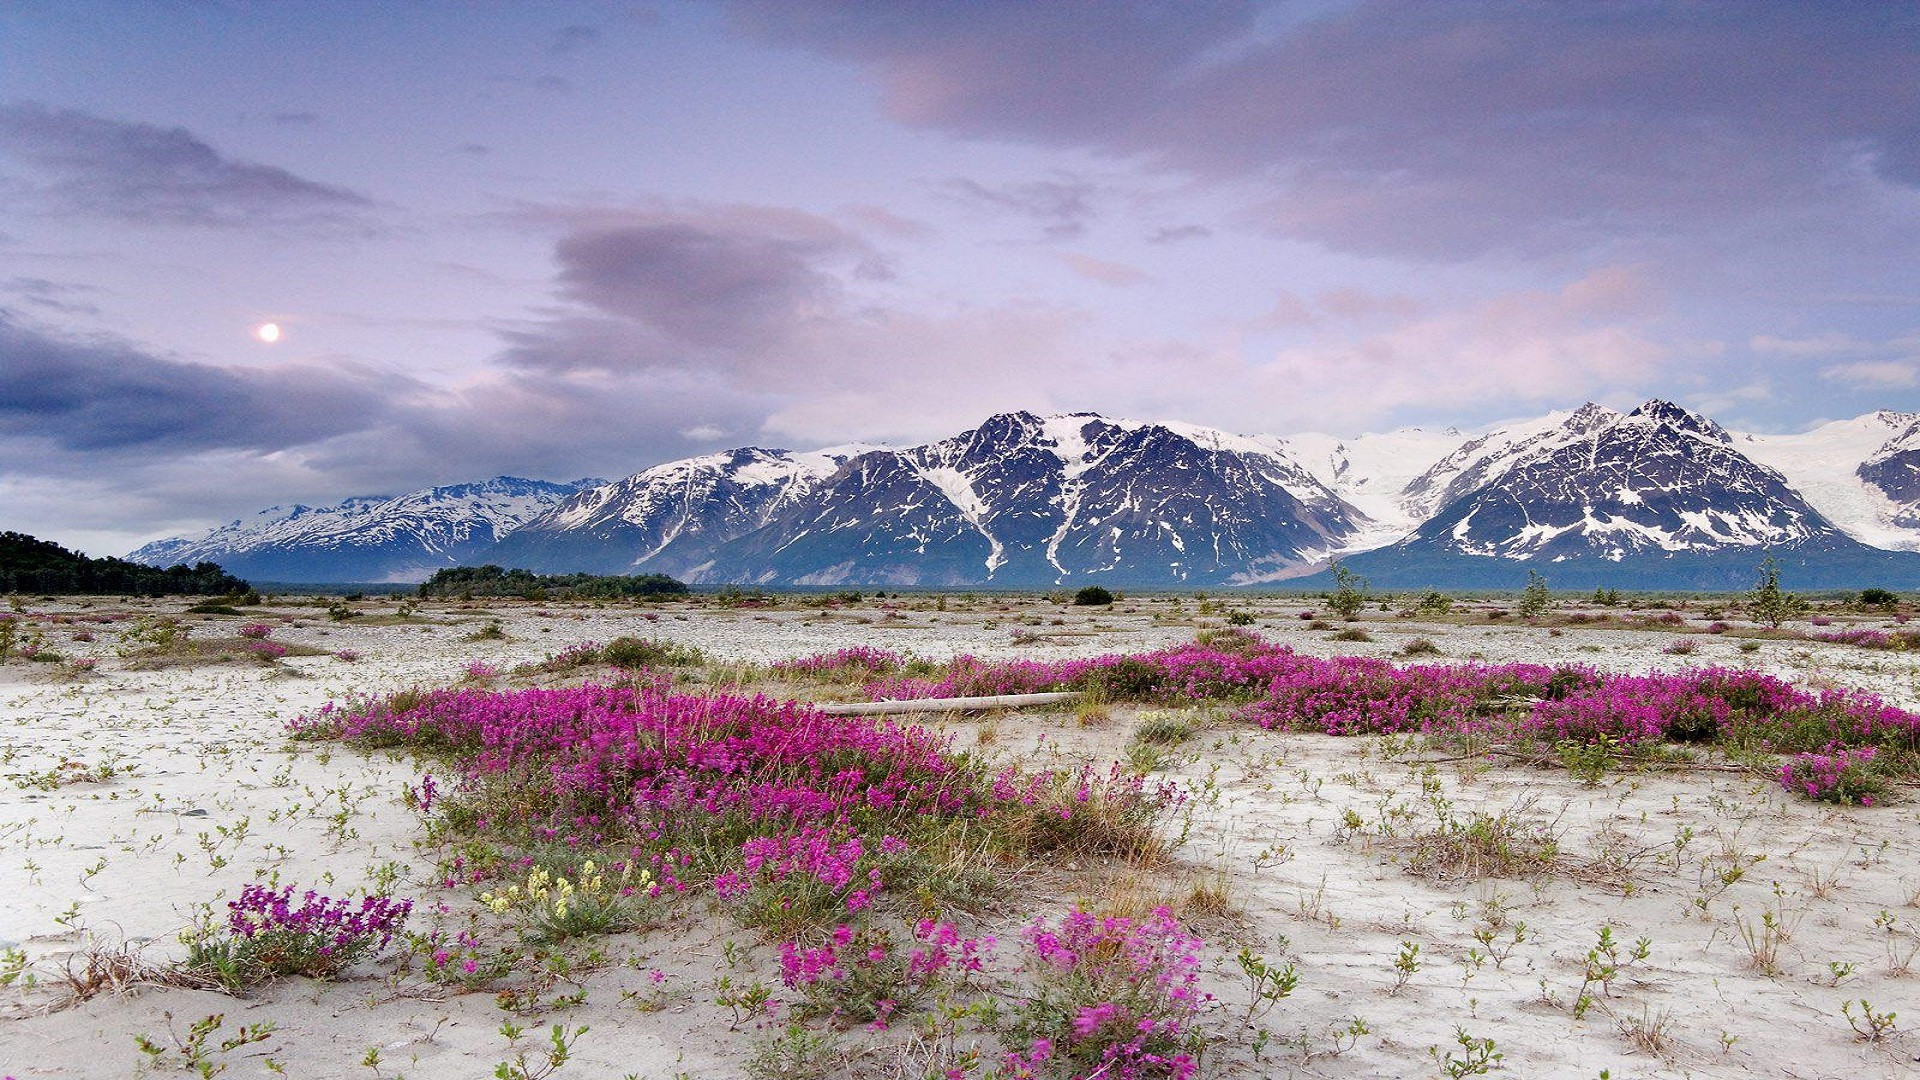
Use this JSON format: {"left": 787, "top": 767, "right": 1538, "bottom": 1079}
{"left": 938, "top": 176, "right": 1100, "bottom": 239}
{"left": 725, "top": 2, "right": 1920, "bottom": 260}
{"left": 0, "top": 311, "right": 404, "bottom": 453}
{"left": 0, "top": 102, "right": 374, "bottom": 228}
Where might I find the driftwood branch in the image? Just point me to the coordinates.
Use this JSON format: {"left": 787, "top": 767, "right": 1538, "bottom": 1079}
{"left": 815, "top": 691, "right": 1081, "bottom": 716}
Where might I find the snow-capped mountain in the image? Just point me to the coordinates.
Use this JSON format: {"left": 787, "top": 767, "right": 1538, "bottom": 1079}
{"left": 129, "top": 477, "right": 603, "bottom": 583}
{"left": 693, "top": 412, "right": 1366, "bottom": 586}
{"left": 1282, "top": 425, "right": 1475, "bottom": 548}
{"left": 484, "top": 446, "right": 870, "bottom": 577}
{"left": 1862, "top": 419, "right": 1920, "bottom": 530}
{"left": 1739, "top": 410, "right": 1920, "bottom": 551}
{"left": 131, "top": 403, "right": 1920, "bottom": 589}
{"left": 1332, "top": 400, "right": 1920, "bottom": 588}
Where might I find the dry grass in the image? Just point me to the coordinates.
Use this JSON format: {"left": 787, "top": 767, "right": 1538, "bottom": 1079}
{"left": 38, "top": 939, "right": 218, "bottom": 1014}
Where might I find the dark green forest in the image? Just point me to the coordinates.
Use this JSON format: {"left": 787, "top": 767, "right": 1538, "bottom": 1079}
{"left": 0, "top": 532, "right": 250, "bottom": 596}
{"left": 415, "top": 564, "right": 688, "bottom": 599}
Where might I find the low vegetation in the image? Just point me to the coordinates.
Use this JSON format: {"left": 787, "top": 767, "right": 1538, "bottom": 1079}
{"left": 0, "top": 531, "right": 248, "bottom": 596}
{"left": 415, "top": 564, "right": 688, "bottom": 600}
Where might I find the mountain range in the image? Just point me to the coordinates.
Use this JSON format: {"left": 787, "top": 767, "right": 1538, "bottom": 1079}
{"left": 129, "top": 402, "right": 1920, "bottom": 589}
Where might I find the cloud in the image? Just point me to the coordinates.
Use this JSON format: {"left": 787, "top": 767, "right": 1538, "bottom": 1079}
{"left": 938, "top": 176, "right": 1098, "bottom": 239}
{"left": 1823, "top": 361, "right": 1920, "bottom": 389}
{"left": 551, "top": 210, "right": 865, "bottom": 353}
{"left": 549, "top": 24, "right": 601, "bottom": 55}
{"left": 0, "top": 311, "right": 406, "bottom": 453}
{"left": 1749, "top": 333, "right": 1865, "bottom": 357}
{"left": 1090, "top": 267, "right": 1669, "bottom": 433}
{"left": 1146, "top": 224, "right": 1211, "bottom": 244}
{"left": 1, "top": 276, "right": 100, "bottom": 316}
{"left": 1058, "top": 253, "right": 1152, "bottom": 286}
{"left": 723, "top": 0, "right": 1258, "bottom": 139}
{"left": 498, "top": 200, "right": 1089, "bottom": 446}
{"left": 0, "top": 102, "right": 374, "bottom": 227}
{"left": 727, "top": 2, "right": 1920, "bottom": 261}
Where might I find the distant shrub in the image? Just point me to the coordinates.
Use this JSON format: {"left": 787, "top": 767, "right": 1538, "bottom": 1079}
{"left": 1747, "top": 558, "right": 1809, "bottom": 629}
{"left": 1225, "top": 610, "right": 1256, "bottom": 626}
{"left": 1400, "top": 638, "right": 1441, "bottom": 656}
{"left": 1329, "top": 628, "right": 1372, "bottom": 642}
{"left": 1414, "top": 590, "right": 1453, "bottom": 616}
{"left": 601, "top": 635, "right": 704, "bottom": 668}
{"left": 1860, "top": 588, "right": 1898, "bottom": 608}
{"left": 1073, "top": 586, "right": 1115, "bottom": 607}
{"left": 1326, "top": 562, "right": 1368, "bottom": 621}
{"left": 1517, "top": 570, "right": 1551, "bottom": 619}
{"left": 245, "top": 641, "right": 288, "bottom": 663}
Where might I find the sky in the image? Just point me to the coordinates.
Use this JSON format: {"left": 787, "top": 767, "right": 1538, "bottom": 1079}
{"left": 3, "top": 1, "right": 1919, "bottom": 556}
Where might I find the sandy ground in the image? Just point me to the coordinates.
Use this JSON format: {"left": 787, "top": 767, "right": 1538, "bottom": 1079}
{"left": 0, "top": 593, "right": 1917, "bottom": 1079}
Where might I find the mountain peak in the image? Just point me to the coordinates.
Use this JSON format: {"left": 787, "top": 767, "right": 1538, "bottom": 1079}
{"left": 1627, "top": 399, "right": 1728, "bottom": 442}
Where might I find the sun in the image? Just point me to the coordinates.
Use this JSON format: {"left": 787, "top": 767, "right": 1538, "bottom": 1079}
{"left": 255, "top": 322, "right": 282, "bottom": 343}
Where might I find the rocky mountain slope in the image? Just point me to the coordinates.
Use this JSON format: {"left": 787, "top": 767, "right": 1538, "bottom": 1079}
{"left": 131, "top": 403, "right": 1920, "bottom": 588}
{"left": 128, "top": 477, "right": 602, "bottom": 583}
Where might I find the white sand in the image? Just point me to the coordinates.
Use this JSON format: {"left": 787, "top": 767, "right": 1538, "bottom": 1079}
{"left": 0, "top": 595, "right": 1916, "bottom": 1078}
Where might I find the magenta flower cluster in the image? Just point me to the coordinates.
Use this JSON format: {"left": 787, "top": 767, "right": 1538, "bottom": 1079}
{"left": 772, "top": 646, "right": 907, "bottom": 678}
{"left": 297, "top": 682, "right": 1173, "bottom": 925}
{"left": 777, "top": 918, "right": 996, "bottom": 1024}
{"left": 1778, "top": 746, "right": 1884, "bottom": 805}
{"left": 245, "top": 640, "right": 288, "bottom": 661}
{"left": 1809, "top": 627, "right": 1920, "bottom": 651}
{"left": 222, "top": 884, "right": 412, "bottom": 977}
{"left": 1008, "top": 905, "right": 1206, "bottom": 1080}
{"left": 237, "top": 623, "right": 273, "bottom": 640}
{"left": 843, "top": 639, "right": 1920, "bottom": 758}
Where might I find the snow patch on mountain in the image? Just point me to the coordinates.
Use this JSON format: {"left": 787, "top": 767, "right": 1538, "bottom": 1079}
{"left": 1739, "top": 411, "right": 1920, "bottom": 551}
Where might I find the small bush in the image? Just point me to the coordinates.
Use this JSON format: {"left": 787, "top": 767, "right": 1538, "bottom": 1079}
{"left": 1779, "top": 747, "right": 1889, "bottom": 806}
{"left": 1009, "top": 907, "right": 1205, "bottom": 1080}
{"left": 601, "top": 635, "right": 704, "bottom": 668}
{"left": 186, "top": 885, "right": 411, "bottom": 989}
{"left": 1073, "top": 586, "right": 1115, "bottom": 607}
{"left": 1400, "top": 638, "right": 1441, "bottom": 656}
{"left": 480, "top": 859, "right": 652, "bottom": 943}
{"left": 1860, "top": 588, "right": 1898, "bottom": 608}
{"left": 1133, "top": 714, "right": 1197, "bottom": 747}
{"left": 1326, "top": 562, "right": 1368, "bottom": 621}
{"left": 1330, "top": 628, "right": 1372, "bottom": 642}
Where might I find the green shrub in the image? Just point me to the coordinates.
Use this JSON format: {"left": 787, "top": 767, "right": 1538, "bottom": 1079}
{"left": 1747, "top": 558, "right": 1808, "bottom": 629}
{"left": 1326, "top": 562, "right": 1368, "bottom": 621}
{"left": 1073, "top": 585, "right": 1115, "bottom": 606}
{"left": 601, "top": 636, "right": 704, "bottom": 668}
{"left": 1517, "top": 570, "right": 1552, "bottom": 619}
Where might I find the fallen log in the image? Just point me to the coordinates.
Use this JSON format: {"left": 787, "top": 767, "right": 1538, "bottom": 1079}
{"left": 815, "top": 691, "right": 1081, "bottom": 716}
